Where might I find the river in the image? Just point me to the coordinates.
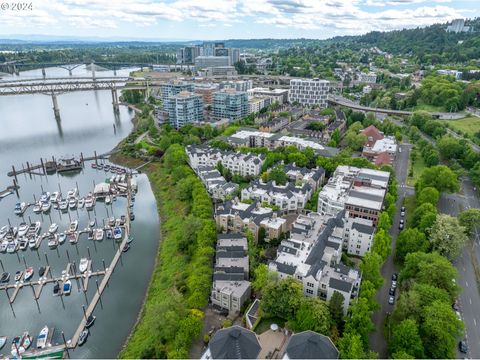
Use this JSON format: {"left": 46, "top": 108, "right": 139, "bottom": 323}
{"left": 0, "top": 66, "right": 160, "bottom": 358}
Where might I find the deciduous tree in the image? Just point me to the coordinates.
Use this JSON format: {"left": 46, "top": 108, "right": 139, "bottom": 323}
{"left": 389, "top": 319, "right": 425, "bottom": 359}
{"left": 429, "top": 214, "right": 468, "bottom": 261}
{"left": 395, "top": 228, "right": 429, "bottom": 262}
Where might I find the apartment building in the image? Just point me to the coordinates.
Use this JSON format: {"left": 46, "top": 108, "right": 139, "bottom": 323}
{"left": 241, "top": 180, "right": 313, "bottom": 211}
{"left": 248, "top": 87, "right": 289, "bottom": 105}
{"left": 164, "top": 91, "right": 204, "bottom": 129}
{"left": 215, "top": 200, "right": 287, "bottom": 241}
{"left": 194, "top": 83, "right": 219, "bottom": 105}
{"left": 195, "top": 55, "right": 230, "bottom": 68}
{"left": 211, "top": 234, "right": 251, "bottom": 313}
{"left": 195, "top": 165, "right": 238, "bottom": 201}
{"left": 317, "top": 166, "right": 390, "bottom": 226}
{"left": 342, "top": 216, "right": 375, "bottom": 257}
{"left": 289, "top": 78, "right": 330, "bottom": 108}
{"left": 284, "top": 164, "right": 325, "bottom": 192}
{"left": 259, "top": 116, "right": 289, "bottom": 133}
{"left": 358, "top": 72, "right": 377, "bottom": 84}
{"left": 249, "top": 96, "right": 272, "bottom": 114}
{"left": 269, "top": 212, "right": 361, "bottom": 313}
{"left": 160, "top": 81, "right": 194, "bottom": 107}
{"left": 213, "top": 89, "right": 249, "bottom": 121}
{"left": 186, "top": 145, "right": 265, "bottom": 177}
{"left": 219, "top": 80, "right": 253, "bottom": 92}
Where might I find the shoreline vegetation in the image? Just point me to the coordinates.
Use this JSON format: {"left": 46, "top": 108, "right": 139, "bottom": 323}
{"left": 111, "top": 101, "right": 217, "bottom": 358}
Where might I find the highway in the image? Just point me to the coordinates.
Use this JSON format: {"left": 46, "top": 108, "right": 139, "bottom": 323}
{"left": 369, "top": 142, "right": 413, "bottom": 357}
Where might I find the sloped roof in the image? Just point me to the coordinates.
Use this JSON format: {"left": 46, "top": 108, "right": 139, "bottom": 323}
{"left": 209, "top": 326, "right": 261, "bottom": 359}
{"left": 361, "top": 125, "right": 384, "bottom": 142}
{"left": 285, "top": 331, "right": 339, "bottom": 359}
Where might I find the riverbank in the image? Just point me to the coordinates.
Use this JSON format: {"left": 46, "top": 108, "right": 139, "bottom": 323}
{"left": 111, "top": 143, "right": 216, "bottom": 358}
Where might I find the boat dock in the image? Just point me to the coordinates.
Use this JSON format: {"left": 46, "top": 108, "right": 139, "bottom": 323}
{"left": 1, "top": 263, "right": 106, "bottom": 304}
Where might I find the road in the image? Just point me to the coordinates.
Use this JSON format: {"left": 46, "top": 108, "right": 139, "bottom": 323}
{"left": 369, "top": 143, "right": 413, "bottom": 357}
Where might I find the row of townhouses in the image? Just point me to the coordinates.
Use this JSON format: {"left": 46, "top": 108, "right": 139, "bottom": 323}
{"left": 223, "top": 129, "right": 339, "bottom": 158}
{"left": 195, "top": 165, "right": 239, "bottom": 201}
{"left": 215, "top": 199, "right": 287, "bottom": 242}
{"left": 186, "top": 145, "right": 265, "bottom": 177}
{"left": 317, "top": 165, "right": 391, "bottom": 226}
{"left": 269, "top": 211, "right": 362, "bottom": 314}
{"left": 210, "top": 234, "right": 251, "bottom": 313}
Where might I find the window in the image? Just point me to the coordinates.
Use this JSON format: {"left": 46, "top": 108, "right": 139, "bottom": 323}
{"left": 307, "top": 282, "right": 314, "bottom": 288}
{"left": 306, "top": 289, "right": 314, "bottom": 295}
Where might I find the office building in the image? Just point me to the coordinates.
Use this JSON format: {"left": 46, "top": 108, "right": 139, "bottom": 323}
{"left": 289, "top": 79, "right": 330, "bottom": 108}
{"left": 195, "top": 56, "right": 230, "bottom": 69}
{"left": 176, "top": 45, "right": 202, "bottom": 64}
{"left": 446, "top": 19, "right": 471, "bottom": 33}
{"left": 219, "top": 80, "right": 253, "bottom": 92}
{"left": 165, "top": 91, "right": 204, "bottom": 129}
{"left": 248, "top": 87, "right": 289, "bottom": 105}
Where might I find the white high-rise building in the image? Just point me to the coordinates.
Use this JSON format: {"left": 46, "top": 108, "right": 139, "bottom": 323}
{"left": 289, "top": 78, "right": 330, "bottom": 108}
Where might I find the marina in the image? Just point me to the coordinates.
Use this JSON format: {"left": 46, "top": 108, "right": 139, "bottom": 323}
{"left": 0, "top": 65, "right": 160, "bottom": 359}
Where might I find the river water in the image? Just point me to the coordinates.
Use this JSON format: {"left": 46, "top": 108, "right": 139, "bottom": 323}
{"left": 0, "top": 66, "right": 160, "bottom": 358}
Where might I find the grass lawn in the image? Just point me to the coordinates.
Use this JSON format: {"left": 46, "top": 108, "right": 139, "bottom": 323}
{"left": 444, "top": 116, "right": 480, "bottom": 137}
{"left": 412, "top": 101, "right": 444, "bottom": 112}
{"left": 406, "top": 154, "right": 427, "bottom": 187}
{"left": 403, "top": 195, "right": 416, "bottom": 228}
{"left": 254, "top": 317, "right": 286, "bottom": 335}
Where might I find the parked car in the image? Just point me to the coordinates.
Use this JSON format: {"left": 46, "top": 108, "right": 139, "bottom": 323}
{"left": 388, "top": 296, "right": 395, "bottom": 305}
{"left": 459, "top": 341, "right": 468, "bottom": 354}
{"left": 400, "top": 210, "right": 405, "bottom": 217}
{"left": 452, "top": 299, "right": 460, "bottom": 311}
{"left": 399, "top": 222, "right": 404, "bottom": 230}
{"left": 389, "top": 287, "right": 396, "bottom": 296}
{"left": 392, "top": 273, "right": 398, "bottom": 281}
{"left": 401, "top": 206, "right": 405, "bottom": 212}
{"left": 391, "top": 280, "right": 397, "bottom": 289}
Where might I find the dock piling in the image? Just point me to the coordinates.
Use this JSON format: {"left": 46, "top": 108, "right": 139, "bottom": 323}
{"left": 45, "top": 253, "right": 49, "bottom": 266}
{"left": 66, "top": 249, "right": 71, "bottom": 263}
{"left": 23, "top": 256, "right": 27, "bottom": 268}
{"left": 0, "top": 259, "right": 3, "bottom": 272}
{"left": 62, "top": 331, "right": 69, "bottom": 358}
{"left": 87, "top": 247, "right": 91, "bottom": 259}
{"left": 82, "top": 304, "right": 87, "bottom": 320}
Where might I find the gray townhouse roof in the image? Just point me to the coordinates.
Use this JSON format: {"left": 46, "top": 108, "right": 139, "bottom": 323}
{"left": 273, "top": 261, "right": 297, "bottom": 275}
{"left": 214, "top": 266, "right": 246, "bottom": 275}
{"left": 335, "top": 109, "right": 346, "bottom": 121}
{"left": 213, "top": 273, "right": 245, "bottom": 281}
{"left": 209, "top": 326, "right": 261, "bottom": 360}
{"left": 246, "top": 180, "right": 312, "bottom": 197}
{"left": 218, "top": 233, "right": 247, "bottom": 240}
{"left": 217, "top": 245, "right": 247, "bottom": 252}
{"left": 215, "top": 200, "right": 281, "bottom": 227}
{"left": 284, "top": 164, "right": 325, "bottom": 182}
{"left": 279, "top": 245, "right": 298, "bottom": 255}
{"left": 216, "top": 250, "right": 246, "bottom": 259}
{"left": 329, "top": 277, "right": 353, "bottom": 293}
{"left": 352, "top": 221, "right": 375, "bottom": 235}
{"left": 285, "top": 331, "right": 339, "bottom": 359}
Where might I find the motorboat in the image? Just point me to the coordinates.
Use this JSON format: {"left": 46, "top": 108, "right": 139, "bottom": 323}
{"left": 18, "top": 238, "right": 28, "bottom": 251}
{"left": 97, "top": 164, "right": 103, "bottom": 170}
{"left": 79, "top": 258, "right": 89, "bottom": 273}
{"left": 14, "top": 271, "right": 22, "bottom": 282}
{"left": 18, "top": 222, "right": 29, "bottom": 237}
{"left": 0, "top": 272, "right": 10, "bottom": 283}
{"left": 51, "top": 191, "right": 62, "bottom": 203}
{"left": 114, "top": 219, "right": 121, "bottom": 227}
{"left": 88, "top": 219, "right": 96, "bottom": 228}
{"left": 122, "top": 243, "right": 130, "bottom": 252}
{"left": 58, "top": 232, "right": 67, "bottom": 244}
{"left": 68, "top": 197, "right": 78, "bottom": 209}
{"left": 69, "top": 220, "right": 78, "bottom": 232}
{"left": 53, "top": 281, "right": 60, "bottom": 295}
{"left": 36, "top": 326, "right": 49, "bottom": 349}
{"left": 78, "top": 198, "right": 85, "bottom": 208}
{"left": 63, "top": 280, "right": 72, "bottom": 295}
{"left": 0, "top": 225, "right": 9, "bottom": 239}
{"left": 108, "top": 217, "right": 115, "bottom": 227}
{"left": 11, "top": 336, "right": 24, "bottom": 357}
{"left": 119, "top": 215, "right": 126, "bottom": 225}
{"left": 85, "top": 196, "right": 95, "bottom": 210}
{"left": 105, "top": 195, "right": 112, "bottom": 205}
{"left": 95, "top": 228, "right": 104, "bottom": 241}
{"left": 129, "top": 210, "right": 135, "bottom": 221}
{"left": 20, "top": 332, "right": 31, "bottom": 350}
{"left": 87, "top": 229, "right": 94, "bottom": 240}
{"left": 78, "top": 329, "right": 89, "bottom": 346}
{"left": 32, "top": 202, "right": 42, "bottom": 213}
{"left": 68, "top": 232, "right": 78, "bottom": 244}
{"left": 104, "top": 164, "right": 110, "bottom": 172}
{"left": 24, "top": 267, "right": 34, "bottom": 281}
{"left": 91, "top": 163, "right": 97, "bottom": 169}
{"left": 0, "top": 336, "right": 6, "bottom": 350}
{"left": 127, "top": 236, "right": 134, "bottom": 244}
{"left": 41, "top": 201, "right": 51, "bottom": 213}
{"left": 6, "top": 240, "right": 18, "bottom": 254}
{"left": 113, "top": 226, "right": 122, "bottom": 240}
{"left": 47, "top": 234, "right": 58, "bottom": 248}
{"left": 27, "top": 221, "right": 41, "bottom": 236}
{"left": 39, "top": 192, "right": 50, "bottom": 203}
{"left": 39, "top": 266, "right": 46, "bottom": 277}
{"left": 66, "top": 188, "right": 78, "bottom": 199}
{"left": 59, "top": 199, "right": 69, "bottom": 211}
{"left": 0, "top": 241, "right": 7, "bottom": 253}
{"left": 14, "top": 202, "right": 27, "bottom": 215}
{"left": 106, "top": 229, "right": 113, "bottom": 239}
{"left": 28, "top": 236, "right": 38, "bottom": 249}
{"left": 85, "top": 315, "right": 96, "bottom": 328}
{"left": 48, "top": 223, "right": 58, "bottom": 234}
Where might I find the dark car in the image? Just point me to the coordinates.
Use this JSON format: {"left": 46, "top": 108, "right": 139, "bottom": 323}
{"left": 389, "top": 287, "right": 396, "bottom": 296}
{"left": 392, "top": 273, "right": 398, "bottom": 281}
{"left": 459, "top": 341, "right": 468, "bottom": 354}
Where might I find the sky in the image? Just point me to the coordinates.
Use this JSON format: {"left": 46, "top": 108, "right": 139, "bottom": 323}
{"left": 0, "top": 0, "right": 479, "bottom": 41}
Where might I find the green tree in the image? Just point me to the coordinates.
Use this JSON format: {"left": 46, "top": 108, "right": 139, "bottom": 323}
{"left": 389, "top": 319, "right": 425, "bottom": 359}
{"left": 338, "top": 333, "right": 367, "bottom": 359}
{"left": 416, "top": 186, "right": 439, "bottom": 206}
{"left": 429, "top": 214, "right": 468, "bottom": 261}
{"left": 392, "top": 290, "right": 422, "bottom": 324}
{"left": 421, "top": 301, "right": 464, "bottom": 359}
{"left": 377, "top": 212, "right": 392, "bottom": 231}
{"left": 412, "top": 283, "right": 451, "bottom": 308}
{"left": 359, "top": 280, "right": 379, "bottom": 311}
{"left": 437, "top": 136, "right": 464, "bottom": 160}
{"left": 411, "top": 202, "right": 437, "bottom": 228}
{"left": 260, "top": 277, "right": 303, "bottom": 320}
{"left": 267, "top": 165, "right": 288, "bottom": 185}
{"left": 417, "top": 165, "right": 459, "bottom": 193}
{"left": 344, "top": 298, "right": 375, "bottom": 348}
{"left": 329, "top": 291, "right": 345, "bottom": 329}
{"left": 289, "top": 297, "right": 331, "bottom": 335}
{"left": 371, "top": 229, "right": 391, "bottom": 260}
{"left": 360, "top": 252, "right": 384, "bottom": 289}
{"left": 395, "top": 228, "right": 430, "bottom": 262}
{"left": 459, "top": 208, "right": 480, "bottom": 237}
{"left": 252, "top": 264, "right": 277, "bottom": 294}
